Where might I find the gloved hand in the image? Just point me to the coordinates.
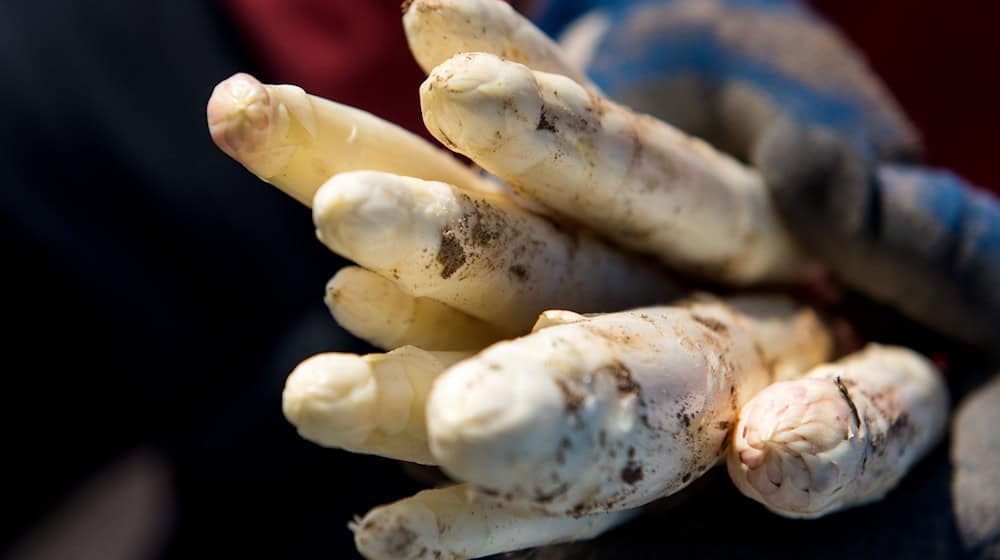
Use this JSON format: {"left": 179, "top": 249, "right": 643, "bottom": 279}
{"left": 535, "top": 0, "right": 1000, "bottom": 347}
{"left": 206, "top": 1, "right": 981, "bottom": 558}
{"left": 758, "top": 124, "right": 1000, "bottom": 347}
{"left": 536, "top": 0, "right": 921, "bottom": 162}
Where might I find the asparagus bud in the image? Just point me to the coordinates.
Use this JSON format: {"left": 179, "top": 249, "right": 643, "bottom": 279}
{"left": 283, "top": 346, "right": 470, "bottom": 464}
{"left": 728, "top": 344, "right": 949, "bottom": 517}
{"left": 207, "top": 72, "right": 505, "bottom": 206}
{"left": 403, "top": 0, "right": 595, "bottom": 88}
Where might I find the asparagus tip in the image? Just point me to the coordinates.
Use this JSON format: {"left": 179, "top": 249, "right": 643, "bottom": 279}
{"left": 207, "top": 72, "right": 275, "bottom": 159}
{"left": 282, "top": 353, "right": 378, "bottom": 448}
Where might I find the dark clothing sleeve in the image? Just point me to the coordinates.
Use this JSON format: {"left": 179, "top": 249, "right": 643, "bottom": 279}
{"left": 0, "top": 1, "right": 415, "bottom": 555}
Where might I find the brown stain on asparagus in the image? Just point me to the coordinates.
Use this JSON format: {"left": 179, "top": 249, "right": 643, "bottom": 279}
{"left": 541, "top": 94, "right": 599, "bottom": 138}
{"left": 555, "top": 377, "right": 585, "bottom": 413}
{"left": 621, "top": 462, "right": 643, "bottom": 485}
{"left": 835, "top": 376, "right": 862, "bottom": 428}
{"left": 383, "top": 521, "right": 419, "bottom": 557}
{"left": 536, "top": 109, "right": 557, "bottom": 133}
{"left": 436, "top": 230, "right": 466, "bottom": 279}
{"left": 469, "top": 200, "right": 502, "bottom": 247}
{"left": 596, "top": 361, "right": 639, "bottom": 395}
{"left": 435, "top": 193, "right": 553, "bottom": 283}
{"left": 508, "top": 264, "right": 528, "bottom": 281}
{"left": 620, "top": 446, "right": 643, "bottom": 484}
{"left": 691, "top": 314, "right": 729, "bottom": 335}
{"left": 534, "top": 483, "right": 570, "bottom": 503}
{"left": 412, "top": 0, "right": 443, "bottom": 15}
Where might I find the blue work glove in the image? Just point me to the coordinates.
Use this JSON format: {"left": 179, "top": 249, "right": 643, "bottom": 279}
{"left": 757, "top": 122, "right": 1000, "bottom": 347}
{"left": 533, "top": 0, "right": 1000, "bottom": 347}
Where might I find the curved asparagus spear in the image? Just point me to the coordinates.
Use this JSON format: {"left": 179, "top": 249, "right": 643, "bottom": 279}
{"left": 425, "top": 296, "right": 831, "bottom": 515}
{"left": 352, "top": 483, "right": 635, "bottom": 560}
{"left": 313, "top": 170, "right": 679, "bottom": 334}
{"left": 403, "top": 0, "right": 595, "bottom": 88}
{"left": 420, "top": 53, "right": 807, "bottom": 284}
{"left": 206, "top": 72, "right": 505, "bottom": 206}
{"left": 727, "top": 344, "right": 948, "bottom": 518}
{"left": 282, "top": 346, "right": 471, "bottom": 464}
{"left": 326, "top": 266, "right": 505, "bottom": 350}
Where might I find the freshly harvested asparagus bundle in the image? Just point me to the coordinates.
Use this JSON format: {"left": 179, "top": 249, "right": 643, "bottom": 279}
{"left": 420, "top": 53, "right": 806, "bottom": 284}
{"left": 352, "top": 483, "right": 635, "bottom": 560}
{"left": 727, "top": 344, "right": 948, "bottom": 518}
{"left": 206, "top": 72, "right": 504, "bottom": 206}
{"left": 313, "top": 170, "right": 679, "bottom": 334}
{"left": 403, "top": 0, "right": 595, "bottom": 89}
{"left": 282, "top": 346, "right": 471, "bottom": 464}
{"left": 425, "top": 296, "right": 832, "bottom": 515}
{"left": 326, "top": 266, "right": 505, "bottom": 350}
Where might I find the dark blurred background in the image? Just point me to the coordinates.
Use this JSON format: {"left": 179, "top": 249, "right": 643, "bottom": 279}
{"left": 1, "top": 1, "right": 997, "bottom": 558}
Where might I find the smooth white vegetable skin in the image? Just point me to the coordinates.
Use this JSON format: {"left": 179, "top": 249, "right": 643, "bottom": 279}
{"left": 728, "top": 344, "right": 949, "bottom": 518}
{"left": 326, "top": 266, "right": 505, "bottom": 351}
{"left": 206, "top": 72, "right": 504, "bottom": 206}
{"left": 352, "top": 484, "right": 635, "bottom": 560}
{"left": 403, "top": 0, "right": 595, "bottom": 88}
{"left": 426, "top": 298, "right": 831, "bottom": 515}
{"left": 282, "top": 346, "right": 470, "bottom": 464}
{"left": 420, "top": 53, "right": 806, "bottom": 284}
{"left": 313, "top": 170, "right": 679, "bottom": 334}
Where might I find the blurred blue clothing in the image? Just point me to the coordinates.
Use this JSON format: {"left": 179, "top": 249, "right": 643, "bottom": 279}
{"left": 532, "top": 0, "right": 1000, "bottom": 345}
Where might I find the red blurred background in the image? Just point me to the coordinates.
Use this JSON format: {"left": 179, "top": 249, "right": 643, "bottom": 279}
{"left": 813, "top": 1, "right": 1000, "bottom": 190}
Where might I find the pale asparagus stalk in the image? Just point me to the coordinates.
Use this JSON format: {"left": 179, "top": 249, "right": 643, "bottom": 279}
{"left": 326, "top": 266, "right": 505, "bottom": 351}
{"left": 425, "top": 296, "right": 832, "bottom": 515}
{"left": 727, "top": 344, "right": 948, "bottom": 518}
{"left": 723, "top": 294, "right": 835, "bottom": 382}
{"left": 282, "top": 346, "right": 471, "bottom": 464}
{"left": 420, "top": 53, "right": 807, "bottom": 284}
{"left": 206, "top": 72, "right": 507, "bottom": 206}
{"left": 352, "top": 483, "right": 636, "bottom": 560}
{"left": 313, "top": 170, "right": 679, "bottom": 335}
{"left": 402, "top": 0, "right": 596, "bottom": 89}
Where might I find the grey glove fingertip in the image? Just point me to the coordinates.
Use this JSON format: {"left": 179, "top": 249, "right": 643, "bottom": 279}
{"left": 753, "top": 118, "right": 875, "bottom": 237}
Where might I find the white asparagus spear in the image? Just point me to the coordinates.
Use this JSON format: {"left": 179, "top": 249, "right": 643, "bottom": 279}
{"left": 727, "top": 344, "right": 948, "bottom": 518}
{"left": 206, "top": 72, "right": 506, "bottom": 206}
{"left": 420, "top": 53, "right": 807, "bottom": 284}
{"left": 723, "top": 294, "right": 834, "bottom": 382}
{"left": 326, "top": 266, "right": 505, "bottom": 351}
{"left": 402, "top": 0, "right": 596, "bottom": 89}
{"left": 313, "top": 170, "right": 679, "bottom": 335}
{"left": 352, "top": 483, "right": 636, "bottom": 560}
{"left": 425, "top": 296, "right": 832, "bottom": 515}
{"left": 282, "top": 346, "right": 471, "bottom": 464}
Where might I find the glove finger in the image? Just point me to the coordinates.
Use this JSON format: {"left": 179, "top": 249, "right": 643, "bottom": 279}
{"left": 756, "top": 119, "right": 1000, "bottom": 347}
